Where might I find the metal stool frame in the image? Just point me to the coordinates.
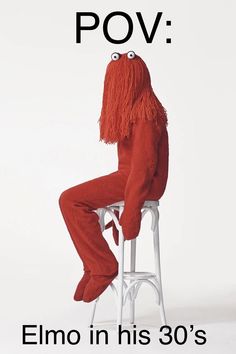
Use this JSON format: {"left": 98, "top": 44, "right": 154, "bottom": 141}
{"left": 90, "top": 200, "right": 167, "bottom": 328}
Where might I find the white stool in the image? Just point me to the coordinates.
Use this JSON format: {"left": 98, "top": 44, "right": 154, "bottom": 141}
{"left": 90, "top": 200, "right": 167, "bottom": 328}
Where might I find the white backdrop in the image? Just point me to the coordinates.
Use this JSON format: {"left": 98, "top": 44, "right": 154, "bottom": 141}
{"left": 0, "top": 1, "right": 236, "bottom": 353}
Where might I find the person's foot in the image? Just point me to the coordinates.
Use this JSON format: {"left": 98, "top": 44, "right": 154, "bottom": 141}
{"left": 73, "top": 271, "right": 91, "bottom": 301}
{"left": 83, "top": 271, "right": 118, "bottom": 303}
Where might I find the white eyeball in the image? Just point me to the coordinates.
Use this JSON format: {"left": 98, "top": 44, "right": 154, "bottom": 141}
{"left": 127, "top": 51, "right": 136, "bottom": 59}
{"left": 111, "top": 52, "right": 120, "bottom": 61}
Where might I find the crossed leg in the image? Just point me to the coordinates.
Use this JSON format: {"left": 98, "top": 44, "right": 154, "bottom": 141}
{"left": 58, "top": 170, "right": 128, "bottom": 302}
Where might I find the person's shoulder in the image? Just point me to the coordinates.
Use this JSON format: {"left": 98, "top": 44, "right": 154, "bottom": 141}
{"left": 129, "top": 120, "right": 165, "bottom": 146}
{"left": 133, "top": 118, "right": 166, "bottom": 136}
{"left": 132, "top": 118, "right": 160, "bottom": 129}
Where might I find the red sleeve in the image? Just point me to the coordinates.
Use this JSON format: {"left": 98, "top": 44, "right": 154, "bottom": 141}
{"left": 119, "top": 119, "right": 163, "bottom": 240}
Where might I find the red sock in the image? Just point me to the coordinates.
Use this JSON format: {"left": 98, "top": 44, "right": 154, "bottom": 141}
{"left": 83, "top": 271, "right": 118, "bottom": 302}
{"left": 73, "top": 271, "right": 91, "bottom": 301}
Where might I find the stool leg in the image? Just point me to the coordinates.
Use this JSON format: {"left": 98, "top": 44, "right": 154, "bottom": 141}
{"left": 117, "top": 206, "right": 124, "bottom": 329}
{"left": 153, "top": 207, "right": 167, "bottom": 326}
{"left": 129, "top": 238, "right": 136, "bottom": 324}
{"left": 89, "top": 297, "right": 99, "bottom": 326}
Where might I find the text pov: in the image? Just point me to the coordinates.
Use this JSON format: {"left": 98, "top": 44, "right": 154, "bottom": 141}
{"left": 76, "top": 11, "right": 172, "bottom": 44}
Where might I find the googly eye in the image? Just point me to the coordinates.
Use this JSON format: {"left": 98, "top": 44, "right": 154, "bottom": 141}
{"left": 127, "top": 51, "right": 136, "bottom": 59}
{"left": 111, "top": 52, "right": 120, "bottom": 61}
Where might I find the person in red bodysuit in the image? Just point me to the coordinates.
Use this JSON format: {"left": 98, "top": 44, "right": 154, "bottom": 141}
{"left": 59, "top": 51, "right": 169, "bottom": 303}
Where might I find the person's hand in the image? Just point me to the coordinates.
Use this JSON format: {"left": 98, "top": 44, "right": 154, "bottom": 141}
{"left": 119, "top": 208, "right": 142, "bottom": 240}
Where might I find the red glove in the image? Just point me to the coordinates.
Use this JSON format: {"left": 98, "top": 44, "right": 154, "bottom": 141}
{"left": 119, "top": 207, "right": 142, "bottom": 240}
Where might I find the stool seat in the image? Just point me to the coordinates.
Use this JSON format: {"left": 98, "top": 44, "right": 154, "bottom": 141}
{"left": 107, "top": 200, "right": 159, "bottom": 208}
{"left": 90, "top": 199, "right": 167, "bottom": 328}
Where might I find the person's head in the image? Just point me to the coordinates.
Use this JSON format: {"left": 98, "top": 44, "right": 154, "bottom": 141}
{"left": 98, "top": 51, "right": 168, "bottom": 144}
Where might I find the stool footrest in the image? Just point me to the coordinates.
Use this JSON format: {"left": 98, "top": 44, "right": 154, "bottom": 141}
{"left": 120, "top": 271, "right": 156, "bottom": 280}
{"left": 111, "top": 275, "right": 160, "bottom": 306}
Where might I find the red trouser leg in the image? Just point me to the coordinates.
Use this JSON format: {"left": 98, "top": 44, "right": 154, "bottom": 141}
{"left": 59, "top": 170, "right": 127, "bottom": 281}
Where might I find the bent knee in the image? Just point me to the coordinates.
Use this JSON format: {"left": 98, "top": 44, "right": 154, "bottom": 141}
{"left": 59, "top": 188, "right": 74, "bottom": 208}
{"left": 58, "top": 185, "right": 86, "bottom": 208}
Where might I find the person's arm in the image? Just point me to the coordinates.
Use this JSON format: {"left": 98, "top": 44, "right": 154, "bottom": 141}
{"left": 119, "top": 119, "right": 163, "bottom": 240}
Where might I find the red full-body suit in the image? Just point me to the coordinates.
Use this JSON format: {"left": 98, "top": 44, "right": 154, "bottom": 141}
{"left": 59, "top": 52, "right": 169, "bottom": 302}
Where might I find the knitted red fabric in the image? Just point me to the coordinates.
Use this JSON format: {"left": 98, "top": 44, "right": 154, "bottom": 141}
{"left": 58, "top": 52, "right": 169, "bottom": 301}
{"left": 104, "top": 118, "right": 168, "bottom": 243}
{"left": 98, "top": 52, "right": 167, "bottom": 144}
{"left": 119, "top": 118, "right": 168, "bottom": 239}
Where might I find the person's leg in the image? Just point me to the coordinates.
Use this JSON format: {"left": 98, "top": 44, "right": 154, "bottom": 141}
{"left": 58, "top": 170, "right": 127, "bottom": 301}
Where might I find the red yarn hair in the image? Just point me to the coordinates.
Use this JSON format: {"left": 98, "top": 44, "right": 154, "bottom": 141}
{"left": 98, "top": 52, "right": 168, "bottom": 144}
